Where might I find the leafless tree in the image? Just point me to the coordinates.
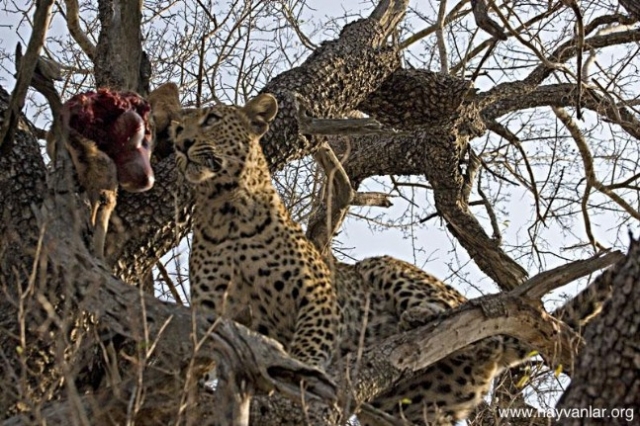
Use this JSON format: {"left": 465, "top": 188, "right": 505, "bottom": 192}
{"left": 0, "top": 0, "right": 639, "bottom": 425}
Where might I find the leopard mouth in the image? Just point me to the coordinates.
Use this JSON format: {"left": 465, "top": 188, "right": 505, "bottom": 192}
{"left": 204, "top": 155, "right": 222, "bottom": 173}
{"left": 182, "top": 154, "right": 223, "bottom": 184}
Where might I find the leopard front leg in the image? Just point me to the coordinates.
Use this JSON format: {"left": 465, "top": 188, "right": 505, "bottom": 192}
{"left": 188, "top": 257, "right": 242, "bottom": 386}
{"left": 288, "top": 276, "right": 340, "bottom": 369}
{"left": 190, "top": 270, "right": 234, "bottom": 321}
{"left": 355, "top": 256, "right": 467, "bottom": 333}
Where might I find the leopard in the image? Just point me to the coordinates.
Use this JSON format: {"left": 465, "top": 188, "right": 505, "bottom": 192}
{"left": 342, "top": 255, "right": 614, "bottom": 426}
{"left": 172, "top": 94, "right": 613, "bottom": 425}
{"left": 171, "top": 93, "right": 340, "bottom": 369}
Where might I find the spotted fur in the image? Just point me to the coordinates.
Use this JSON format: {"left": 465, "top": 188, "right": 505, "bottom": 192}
{"left": 172, "top": 94, "right": 340, "bottom": 368}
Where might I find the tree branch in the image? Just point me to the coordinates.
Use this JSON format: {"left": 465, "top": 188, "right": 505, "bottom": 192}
{"left": 94, "top": 0, "right": 145, "bottom": 92}
{"left": 110, "top": 4, "right": 404, "bottom": 279}
{"left": 556, "top": 237, "right": 640, "bottom": 424}
{"left": 62, "top": 0, "right": 96, "bottom": 60}
{"left": 6, "top": 244, "right": 613, "bottom": 425}
{"left": 482, "top": 84, "right": 640, "bottom": 141}
{"left": 0, "top": 0, "right": 55, "bottom": 151}
{"left": 514, "top": 250, "right": 625, "bottom": 300}
{"left": 389, "top": 293, "right": 579, "bottom": 373}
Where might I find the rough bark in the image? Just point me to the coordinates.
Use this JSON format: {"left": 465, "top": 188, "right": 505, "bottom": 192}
{"left": 557, "top": 238, "right": 640, "bottom": 426}
{"left": 93, "top": 0, "right": 146, "bottom": 93}
{"left": 0, "top": 86, "right": 51, "bottom": 415}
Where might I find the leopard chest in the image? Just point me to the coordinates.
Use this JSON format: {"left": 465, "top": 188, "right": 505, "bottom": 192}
{"left": 189, "top": 226, "right": 316, "bottom": 346}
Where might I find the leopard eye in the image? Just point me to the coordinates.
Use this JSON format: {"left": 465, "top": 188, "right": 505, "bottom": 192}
{"left": 203, "top": 111, "right": 222, "bottom": 127}
{"left": 174, "top": 124, "right": 184, "bottom": 136}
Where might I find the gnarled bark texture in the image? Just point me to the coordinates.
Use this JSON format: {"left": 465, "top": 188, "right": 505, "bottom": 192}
{"left": 557, "top": 238, "right": 640, "bottom": 426}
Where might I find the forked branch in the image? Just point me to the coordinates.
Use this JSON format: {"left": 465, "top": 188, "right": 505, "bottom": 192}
{"left": 306, "top": 141, "right": 392, "bottom": 253}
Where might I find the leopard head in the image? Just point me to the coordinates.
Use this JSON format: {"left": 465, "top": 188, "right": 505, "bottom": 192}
{"left": 171, "top": 93, "right": 278, "bottom": 184}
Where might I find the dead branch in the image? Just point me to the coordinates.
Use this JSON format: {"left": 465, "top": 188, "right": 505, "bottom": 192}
{"left": 0, "top": 0, "right": 55, "bottom": 151}
{"left": 514, "top": 250, "right": 625, "bottom": 300}
{"left": 306, "top": 142, "right": 355, "bottom": 254}
{"left": 388, "top": 293, "right": 579, "bottom": 373}
{"left": 62, "top": 0, "right": 96, "bottom": 60}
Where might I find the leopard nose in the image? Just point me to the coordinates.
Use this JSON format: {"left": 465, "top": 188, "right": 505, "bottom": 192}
{"left": 180, "top": 138, "right": 195, "bottom": 152}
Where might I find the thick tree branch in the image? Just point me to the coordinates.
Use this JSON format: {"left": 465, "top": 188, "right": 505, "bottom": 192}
{"left": 474, "top": 14, "right": 638, "bottom": 108}
{"left": 358, "top": 69, "right": 476, "bottom": 128}
{"left": 482, "top": 84, "right": 640, "bottom": 141}
{"left": 94, "top": 0, "right": 145, "bottom": 93}
{"left": 0, "top": 0, "right": 55, "bottom": 151}
{"left": 514, "top": 250, "right": 624, "bottom": 300}
{"left": 389, "top": 294, "right": 578, "bottom": 373}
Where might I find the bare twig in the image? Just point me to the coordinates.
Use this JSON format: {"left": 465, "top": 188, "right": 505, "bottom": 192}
{"left": 452, "top": 3, "right": 562, "bottom": 75}
{"left": 156, "top": 261, "right": 184, "bottom": 306}
{"left": 486, "top": 120, "right": 543, "bottom": 224}
{"left": 553, "top": 106, "right": 640, "bottom": 223}
{"left": 400, "top": 1, "right": 467, "bottom": 50}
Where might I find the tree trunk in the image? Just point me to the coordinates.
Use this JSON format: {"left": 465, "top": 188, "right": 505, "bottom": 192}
{"left": 557, "top": 238, "right": 640, "bottom": 425}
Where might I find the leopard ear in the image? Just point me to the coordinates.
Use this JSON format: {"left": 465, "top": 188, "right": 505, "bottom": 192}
{"left": 243, "top": 94, "right": 278, "bottom": 136}
{"left": 148, "top": 82, "right": 181, "bottom": 133}
{"left": 168, "top": 119, "right": 183, "bottom": 142}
